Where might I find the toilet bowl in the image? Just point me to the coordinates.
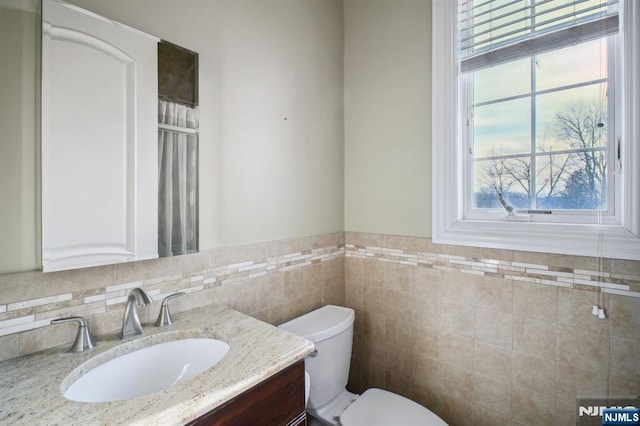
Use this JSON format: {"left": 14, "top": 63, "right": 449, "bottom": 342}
{"left": 280, "top": 305, "right": 447, "bottom": 426}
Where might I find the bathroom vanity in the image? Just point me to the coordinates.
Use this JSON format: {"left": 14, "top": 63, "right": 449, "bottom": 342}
{"left": 0, "top": 306, "right": 313, "bottom": 425}
{"left": 190, "top": 361, "right": 306, "bottom": 426}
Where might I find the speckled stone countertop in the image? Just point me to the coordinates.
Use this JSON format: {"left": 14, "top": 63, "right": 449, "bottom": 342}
{"left": 0, "top": 305, "right": 314, "bottom": 425}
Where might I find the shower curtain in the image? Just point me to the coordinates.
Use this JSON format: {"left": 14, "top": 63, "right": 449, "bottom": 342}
{"left": 158, "top": 100, "right": 198, "bottom": 257}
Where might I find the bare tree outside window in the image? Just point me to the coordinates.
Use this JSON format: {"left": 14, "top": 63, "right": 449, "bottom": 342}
{"left": 553, "top": 101, "right": 608, "bottom": 209}
{"left": 475, "top": 100, "right": 608, "bottom": 210}
{"left": 477, "top": 157, "right": 532, "bottom": 209}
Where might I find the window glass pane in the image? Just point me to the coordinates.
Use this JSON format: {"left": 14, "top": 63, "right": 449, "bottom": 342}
{"left": 535, "top": 152, "right": 571, "bottom": 208}
{"left": 474, "top": 97, "right": 531, "bottom": 158}
{"left": 536, "top": 39, "right": 608, "bottom": 91}
{"left": 474, "top": 157, "right": 532, "bottom": 209}
{"left": 474, "top": 57, "right": 530, "bottom": 103}
{"left": 463, "top": 1, "right": 616, "bottom": 219}
{"left": 535, "top": 152, "right": 608, "bottom": 210}
{"left": 535, "top": 83, "right": 607, "bottom": 152}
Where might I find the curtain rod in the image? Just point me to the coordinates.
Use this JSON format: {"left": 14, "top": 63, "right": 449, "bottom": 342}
{"left": 158, "top": 123, "right": 198, "bottom": 135}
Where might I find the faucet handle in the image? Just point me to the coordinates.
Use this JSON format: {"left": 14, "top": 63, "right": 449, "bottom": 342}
{"left": 51, "top": 316, "right": 96, "bottom": 353}
{"left": 154, "top": 292, "right": 185, "bottom": 327}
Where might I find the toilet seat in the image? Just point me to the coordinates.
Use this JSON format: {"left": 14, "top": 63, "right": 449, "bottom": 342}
{"left": 339, "top": 388, "right": 447, "bottom": 426}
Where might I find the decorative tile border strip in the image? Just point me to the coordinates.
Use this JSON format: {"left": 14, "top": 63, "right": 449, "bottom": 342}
{"left": 4, "top": 232, "right": 636, "bottom": 339}
{"left": 345, "top": 244, "right": 640, "bottom": 298}
{"left": 0, "top": 242, "right": 344, "bottom": 337}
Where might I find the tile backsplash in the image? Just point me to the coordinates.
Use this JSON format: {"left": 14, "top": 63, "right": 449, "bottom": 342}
{"left": 344, "top": 233, "right": 640, "bottom": 298}
{"left": 0, "top": 233, "right": 345, "bottom": 362}
{"left": 1, "top": 230, "right": 639, "bottom": 426}
{"left": 344, "top": 232, "right": 640, "bottom": 426}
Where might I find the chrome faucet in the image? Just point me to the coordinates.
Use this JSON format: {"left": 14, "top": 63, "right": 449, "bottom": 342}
{"left": 122, "top": 288, "right": 152, "bottom": 340}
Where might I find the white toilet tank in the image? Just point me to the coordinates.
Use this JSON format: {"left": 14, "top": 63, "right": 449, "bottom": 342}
{"left": 279, "top": 305, "right": 355, "bottom": 410}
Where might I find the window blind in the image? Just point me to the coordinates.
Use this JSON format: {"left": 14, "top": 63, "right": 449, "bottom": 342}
{"left": 458, "top": 0, "right": 619, "bottom": 73}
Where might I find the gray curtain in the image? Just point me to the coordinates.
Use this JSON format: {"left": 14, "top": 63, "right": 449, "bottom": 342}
{"left": 158, "top": 100, "right": 198, "bottom": 257}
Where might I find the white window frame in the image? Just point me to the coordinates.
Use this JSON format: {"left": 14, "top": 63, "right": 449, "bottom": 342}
{"left": 432, "top": 0, "right": 640, "bottom": 261}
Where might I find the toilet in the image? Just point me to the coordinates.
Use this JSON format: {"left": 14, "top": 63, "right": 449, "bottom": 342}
{"left": 279, "top": 305, "right": 447, "bottom": 426}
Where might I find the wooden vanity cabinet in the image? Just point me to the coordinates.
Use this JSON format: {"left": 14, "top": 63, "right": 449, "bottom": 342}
{"left": 188, "top": 360, "right": 306, "bottom": 426}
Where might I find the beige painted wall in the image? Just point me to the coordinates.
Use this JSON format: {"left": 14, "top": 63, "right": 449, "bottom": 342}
{"left": 344, "top": 0, "right": 432, "bottom": 238}
{"left": 0, "top": 1, "right": 39, "bottom": 273}
{"left": 68, "top": 0, "right": 345, "bottom": 249}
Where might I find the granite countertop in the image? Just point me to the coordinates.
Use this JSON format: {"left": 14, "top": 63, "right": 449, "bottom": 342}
{"left": 0, "top": 305, "right": 314, "bottom": 425}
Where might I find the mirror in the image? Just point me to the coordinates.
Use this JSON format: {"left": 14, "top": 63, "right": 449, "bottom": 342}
{"left": 0, "top": 0, "right": 199, "bottom": 274}
{"left": 42, "top": 0, "right": 200, "bottom": 272}
{"left": 0, "top": 0, "right": 41, "bottom": 274}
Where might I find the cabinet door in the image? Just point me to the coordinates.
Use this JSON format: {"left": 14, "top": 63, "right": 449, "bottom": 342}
{"left": 42, "top": 0, "right": 159, "bottom": 272}
{"left": 189, "top": 360, "right": 307, "bottom": 426}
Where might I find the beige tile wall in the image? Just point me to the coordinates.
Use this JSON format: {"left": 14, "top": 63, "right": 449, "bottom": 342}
{"left": 0, "top": 233, "right": 345, "bottom": 362}
{"left": 345, "top": 232, "right": 640, "bottom": 426}
{"left": 2, "top": 229, "right": 638, "bottom": 425}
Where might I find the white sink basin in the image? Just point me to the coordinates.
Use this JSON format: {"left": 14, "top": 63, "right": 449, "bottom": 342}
{"left": 63, "top": 338, "right": 230, "bottom": 402}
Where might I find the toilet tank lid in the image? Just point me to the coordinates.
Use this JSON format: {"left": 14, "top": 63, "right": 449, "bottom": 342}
{"left": 279, "top": 305, "right": 355, "bottom": 343}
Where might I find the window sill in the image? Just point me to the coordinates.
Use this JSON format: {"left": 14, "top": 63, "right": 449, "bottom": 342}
{"left": 431, "top": 0, "right": 640, "bottom": 262}
{"left": 433, "top": 219, "right": 640, "bottom": 261}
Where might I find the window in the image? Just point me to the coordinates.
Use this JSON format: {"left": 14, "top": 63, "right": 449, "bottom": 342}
{"left": 432, "top": 0, "right": 640, "bottom": 260}
{"left": 462, "top": 0, "right": 617, "bottom": 224}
